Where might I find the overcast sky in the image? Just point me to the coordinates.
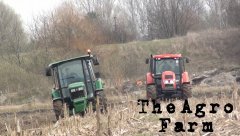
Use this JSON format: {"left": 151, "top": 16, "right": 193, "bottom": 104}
{"left": 0, "top": 0, "right": 64, "bottom": 27}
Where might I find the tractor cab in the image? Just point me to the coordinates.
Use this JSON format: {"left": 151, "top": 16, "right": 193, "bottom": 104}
{"left": 145, "top": 54, "right": 191, "bottom": 100}
{"left": 46, "top": 50, "right": 106, "bottom": 119}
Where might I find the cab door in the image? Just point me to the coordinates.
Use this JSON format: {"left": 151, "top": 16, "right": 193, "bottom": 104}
{"left": 82, "top": 59, "right": 96, "bottom": 99}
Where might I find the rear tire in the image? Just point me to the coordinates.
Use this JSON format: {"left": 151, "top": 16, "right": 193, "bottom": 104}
{"left": 146, "top": 85, "right": 156, "bottom": 100}
{"left": 53, "top": 100, "right": 64, "bottom": 120}
{"left": 182, "top": 84, "right": 192, "bottom": 99}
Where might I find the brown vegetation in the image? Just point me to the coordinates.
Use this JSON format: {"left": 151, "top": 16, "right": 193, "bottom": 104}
{"left": 1, "top": 84, "right": 239, "bottom": 135}
{"left": 0, "top": 1, "right": 240, "bottom": 135}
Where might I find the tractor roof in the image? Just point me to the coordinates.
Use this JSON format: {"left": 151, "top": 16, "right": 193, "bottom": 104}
{"left": 153, "top": 54, "right": 182, "bottom": 59}
{"left": 48, "top": 55, "right": 91, "bottom": 68}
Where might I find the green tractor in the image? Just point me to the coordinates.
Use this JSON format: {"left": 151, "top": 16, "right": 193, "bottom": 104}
{"left": 45, "top": 50, "right": 107, "bottom": 120}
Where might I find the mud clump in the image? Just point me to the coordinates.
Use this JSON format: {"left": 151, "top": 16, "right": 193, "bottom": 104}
{"left": 192, "top": 68, "right": 240, "bottom": 86}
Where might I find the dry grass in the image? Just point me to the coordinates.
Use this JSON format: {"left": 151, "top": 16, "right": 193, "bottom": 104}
{"left": 3, "top": 84, "right": 240, "bottom": 136}
{"left": 0, "top": 102, "right": 51, "bottom": 113}
{"left": 0, "top": 59, "right": 52, "bottom": 105}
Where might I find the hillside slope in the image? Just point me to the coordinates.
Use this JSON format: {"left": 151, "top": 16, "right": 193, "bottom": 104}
{"left": 0, "top": 28, "right": 239, "bottom": 104}
{"left": 96, "top": 28, "right": 240, "bottom": 81}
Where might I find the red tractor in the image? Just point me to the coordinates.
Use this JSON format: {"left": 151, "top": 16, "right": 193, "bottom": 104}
{"left": 145, "top": 54, "right": 192, "bottom": 100}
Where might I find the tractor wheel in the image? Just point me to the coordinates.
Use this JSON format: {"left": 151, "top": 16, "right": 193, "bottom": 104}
{"left": 146, "top": 85, "right": 156, "bottom": 100}
{"left": 80, "top": 111, "right": 85, "bottom": 117}
{"left": 98, "top": 91, "right": 108, "bottom": 113}
{"left": 53, "top": 100, "right": 64, "bottom": 120}
{"left": 182, "top": 84, "right": 192, "bottom": 99}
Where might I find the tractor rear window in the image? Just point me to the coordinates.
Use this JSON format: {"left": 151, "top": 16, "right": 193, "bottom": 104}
{"left": 155, "top": 59, "right": 180, "bottom": 75}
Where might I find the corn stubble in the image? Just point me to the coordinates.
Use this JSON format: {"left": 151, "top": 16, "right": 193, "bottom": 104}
{"left": 5, "top": 84, "right": 240, "bottom": 136}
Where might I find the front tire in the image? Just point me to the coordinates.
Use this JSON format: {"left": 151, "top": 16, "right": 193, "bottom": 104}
{"left": 53, "top": 100, "right": 64, "bottom": 120}
{"left": 182, "top": 84, "right": 192, "bottom": 99}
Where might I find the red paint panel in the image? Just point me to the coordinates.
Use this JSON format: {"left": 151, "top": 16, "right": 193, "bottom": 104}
{"left": 153, "top": 54, "right": 182, "bottom": 59}
{"left": 182, "top": 72, "right": 190, "bottom": 83}
{"left": 146, "top": 72, "right": 154, "bottom": 85}
{"left": 161, "top": 71, "right": 176, "bottom": 89}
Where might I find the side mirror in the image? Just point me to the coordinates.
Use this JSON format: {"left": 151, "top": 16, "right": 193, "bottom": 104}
{"left": 45, "top": 67, "right": 52, "bottom": 76}
{"left": 145, "top": 58, "right": 149, "bottom": 64}
{"left": 95, "top": 72, "right": 100, "bottom": 78}
{"left": 186, "top": 57, "right": 190, "bottom": 63}
{"left": 92, "top": 55, "right": 100, "bottom": 65}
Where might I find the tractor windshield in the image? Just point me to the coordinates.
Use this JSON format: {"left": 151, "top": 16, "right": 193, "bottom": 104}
{"left": 58, "top": 60, "right": 84, "bottom": 88}
{"left": 155, "top": 58, "right": 180, "bottom": 75}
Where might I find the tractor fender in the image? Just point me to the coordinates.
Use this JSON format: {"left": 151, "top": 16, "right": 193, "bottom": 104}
{"left": 182, "top": 72, "right": 190, "bottom": 84}
{"left": 51, "top": 89, "right": 62, "bottom": 101}
{"left": 146, "top": 72, "right": 154, "bottom": 85}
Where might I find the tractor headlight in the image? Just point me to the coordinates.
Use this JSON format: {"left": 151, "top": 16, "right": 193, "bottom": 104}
{"left": 76, "top": 87, "right": 82, "bottom": 91}
{"left": 71, "top": 89, "right": 76, "bottom": 93}
{"left": 70, "top": 88, "right": 83, "bottom": 93}
{"left": 164, "top": 80, "right": 174, "bottom": 84}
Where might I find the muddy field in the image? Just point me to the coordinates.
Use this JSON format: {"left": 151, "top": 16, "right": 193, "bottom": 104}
{"left": 0, "top": 68, "right": 239, "bottom": 135}
{"left": 0, "top": 83, "right": 239, "bottom": 135}
{"left": 0, "top": 109, "right": 55, "bottom": 134}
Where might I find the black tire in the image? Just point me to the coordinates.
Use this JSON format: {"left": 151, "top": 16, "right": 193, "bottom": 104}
{"left": 182, "top": 84, "right": 192, "bottom": 99}
{"left": 53, "top": 100, "right": 64, "bottom": 120}
{"left": 98, "top": 91, "right": 108, "bottom": 113}
{"left": 80, "top": 111, "right": 85, "bottom": 117}
{"left": 146, "top": 85, "right": 156, "bottom": 100}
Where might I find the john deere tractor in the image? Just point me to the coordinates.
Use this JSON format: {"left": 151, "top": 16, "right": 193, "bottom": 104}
{"left": 45, "top": 50, "right": 107, "bottom": 120}
{"left": 145, "top": 54, "right": 192, "bottom": 100}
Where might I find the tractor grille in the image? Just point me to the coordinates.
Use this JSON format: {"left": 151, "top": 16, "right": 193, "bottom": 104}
{"left": 165, "top": 84, "right": 174, "bottom": 88}
{"left": 71, "top": 90, "right": 84, "bottom": 99}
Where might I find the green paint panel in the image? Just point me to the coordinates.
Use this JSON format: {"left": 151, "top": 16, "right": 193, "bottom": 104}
{"left": 68, "top": 82, "right": 87, "bottom": 113}
{"left": 51, "top": 89, "right": 61, "bottom": 100}
{"left": 73, "top": 98, "right": 87, "bottom": 113}
{"left": 68, "top": 82, "right": 85, "bottom": 90}
{"left": 95, "top": 78, "right": 104, "bottom": 91}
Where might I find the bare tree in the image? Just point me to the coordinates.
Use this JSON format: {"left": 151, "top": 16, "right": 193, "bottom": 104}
{"left": 144, "top": 0, "right": 204, "bottom": 39}
{"left": 226, "top": 0, "right": 240, "bottom": 27}
{"left": 30, "top": 1, "right": 116, "bottom": 52}
{"left": 0, "top": 1, "right": 26, "bottom": 65}
{"left": 75, "top": 0, "right": 135, "bottom": 43}
{"left": 10, "top": 18, "right": 26, "bottom": 65}
{"left": 206, "top": 0, "right": 229, "bottom": 29}
{"left": 121, "top": 0, "right": 205, "bottom": 40}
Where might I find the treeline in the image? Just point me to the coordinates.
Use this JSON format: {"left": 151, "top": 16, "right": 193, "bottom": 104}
{"left": 28, "top": 0, "right": 240, "bottom": 50}
{"left": 0, "top": 0, "right": 240, "bottom": 64}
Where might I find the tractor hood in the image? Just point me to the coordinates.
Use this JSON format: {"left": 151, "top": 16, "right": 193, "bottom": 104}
{"left": 68, "top": 82, "right": 87, "bottom": 113}
{"left": 68, "top": 82, "right": 85, "bottom": 90}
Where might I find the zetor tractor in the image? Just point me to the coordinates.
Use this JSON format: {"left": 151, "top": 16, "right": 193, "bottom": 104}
{"left": 145, "top": 54, "right": 192, "bottom": 100}
{"left": 45, "top": 50, "right": 107, "bottom": 120}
